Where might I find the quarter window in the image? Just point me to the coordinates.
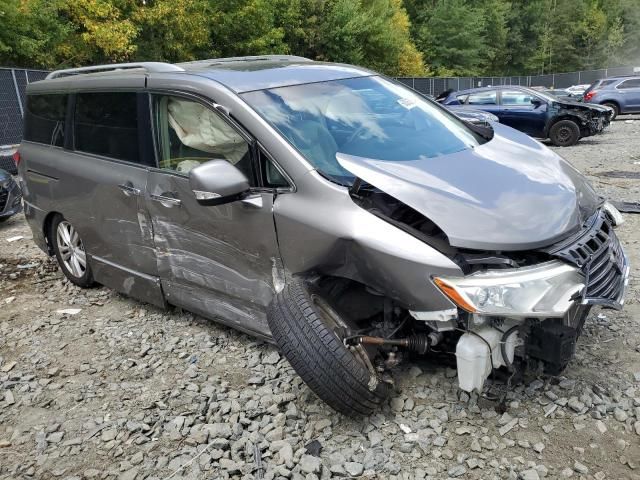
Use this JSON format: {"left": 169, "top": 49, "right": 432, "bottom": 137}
{"left": 24, "top": 94, "right": 67, "bottom": 146}
{"left": 466, "top": 91, "right": 497, "bottom": 105}
{"left": 258, "top": 149, "right": 290, "bottom": 188}
{"left": 618, "top": 79, "right": 640, "bottom": 89}
{"left": 74, "top": 92, "right": 140, "bottom": 163}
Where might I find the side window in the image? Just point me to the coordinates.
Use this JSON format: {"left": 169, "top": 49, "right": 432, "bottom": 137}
{"left": 74, "top": 92, "right": 139, "bottom": 163}
{"left": 618, "top": 79, "right": 640, "bottom": 89}
{"left": 258, "top": 149, "right": 290, "bottom": 189}
{"left": 456, "top": 94, "right": 469, "bottom": 104}
{"left": 153, "top": 95, "right": 253, "bottom": 181}
{"left": 501, "top": 90, "right": 534, "bottom": 105}
{"left": 24, "top": 94, "right": 67, "bottom": 146}
{"left": 467, "top": 91, "right": 497, "bottom": 105}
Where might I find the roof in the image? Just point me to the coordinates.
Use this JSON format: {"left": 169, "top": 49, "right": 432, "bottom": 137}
{"left": 180, "top": 57, "right": 373, "bottom": 93}
{"left": 39, "top": 56, "right": 375, "bottom": 94}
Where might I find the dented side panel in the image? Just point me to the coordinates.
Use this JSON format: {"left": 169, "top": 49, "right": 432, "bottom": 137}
{"left": 18, "top": 141, "right": 163, "bottom": 305}
{"left": 145, "top": 170, "right": 279, "bottom": 338}
{"left": 274, "top": 170, "right": 463, "bottom": 311}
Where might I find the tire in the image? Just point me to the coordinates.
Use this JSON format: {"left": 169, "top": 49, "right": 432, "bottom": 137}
{"left": 601, "top": 102, "right": 619, "bottom": 121}
{"left": 50, "top": 214, "right": 94, "bottom": 288}
{"left": 549, "top": 119, "right": 580, "bottom": 147}
{"left": 267, "top": 279, "right": 391, "bottom": 416}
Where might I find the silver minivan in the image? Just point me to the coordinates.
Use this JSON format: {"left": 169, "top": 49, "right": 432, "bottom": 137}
{"left": 18, "top": 57, "right": 629, "bottom": 416}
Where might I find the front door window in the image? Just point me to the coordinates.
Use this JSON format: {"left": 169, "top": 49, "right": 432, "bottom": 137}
{"left": 153, "top": 95, "right": 252, "bottom": 179}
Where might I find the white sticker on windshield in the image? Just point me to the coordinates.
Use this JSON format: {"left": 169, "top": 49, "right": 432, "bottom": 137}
{"left": 397, "top": 98, "right": 417, "bottom": 109}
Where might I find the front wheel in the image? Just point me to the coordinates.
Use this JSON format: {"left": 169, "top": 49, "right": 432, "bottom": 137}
{"left": 549, "top": 119, "right": 580, "bottom": 147}
{"left": 267, "top": 280, "right": 391, "bottom": 416}
{"left": 50, "top": 215, "right": 94, "bottom": 288}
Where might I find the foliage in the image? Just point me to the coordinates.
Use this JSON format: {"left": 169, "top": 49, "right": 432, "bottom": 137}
{"left": 0, "top": 0, "right": 638, "bottom": 76}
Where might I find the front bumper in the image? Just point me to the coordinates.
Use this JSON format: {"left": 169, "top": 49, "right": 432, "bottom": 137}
{"left": 0, "top": 182, "right": 22, "bottom": 219}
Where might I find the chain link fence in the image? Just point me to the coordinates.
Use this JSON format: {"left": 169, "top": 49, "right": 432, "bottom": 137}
{"left": 397, "top": 65, "right": 638, "bottom": 97}
{"left": 0, "top": 68, "right": 49, "bottom": 173}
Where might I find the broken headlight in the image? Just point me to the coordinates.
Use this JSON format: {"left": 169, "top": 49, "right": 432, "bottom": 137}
{"left": 433, "top": 261, "right": 584, "bottom": 317}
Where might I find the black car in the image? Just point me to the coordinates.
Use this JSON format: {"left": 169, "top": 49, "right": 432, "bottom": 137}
{"left": 439, "top": 86, "right": 612, "bottom": 146}
{"left": 0, "top": 168, "right": 22, "bottom": 222}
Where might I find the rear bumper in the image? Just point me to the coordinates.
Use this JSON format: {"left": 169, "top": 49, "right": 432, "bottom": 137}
{"left": 22, "top": 200, "right": 50, "bottom": 253}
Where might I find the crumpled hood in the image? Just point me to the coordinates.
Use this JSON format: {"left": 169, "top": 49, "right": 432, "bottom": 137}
{"left": 337, "top": 123, "right": 602, "bottom": 251}
{"left": 553, "top": 99, "right": 610, "bottom": 114}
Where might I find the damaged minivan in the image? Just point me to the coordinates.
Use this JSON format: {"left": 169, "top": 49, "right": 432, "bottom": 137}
{"left": 18, "top": 57, "right": 629, "bottom": 416}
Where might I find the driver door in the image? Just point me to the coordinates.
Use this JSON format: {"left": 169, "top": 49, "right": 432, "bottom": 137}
{"left": 498, "top": 90, "right": 547, "bottom": 137}
{"left": 145, "top": 93, "right": 280, "bottom": 338}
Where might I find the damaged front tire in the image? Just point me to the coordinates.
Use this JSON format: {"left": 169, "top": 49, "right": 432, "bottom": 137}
{"left": 267, "top": 279, "right": 391, "bottom": 416}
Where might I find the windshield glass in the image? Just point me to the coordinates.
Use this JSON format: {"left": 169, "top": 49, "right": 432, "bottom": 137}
{"left": 242, "top": 76, "right": 486, "bottom": 185}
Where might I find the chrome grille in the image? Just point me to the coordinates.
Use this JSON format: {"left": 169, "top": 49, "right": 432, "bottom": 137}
{"left": 543, "top": 209, "right": 628, "bottom": 309}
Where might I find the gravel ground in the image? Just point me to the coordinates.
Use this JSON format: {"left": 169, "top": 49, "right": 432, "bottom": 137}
{"left": 1, "top": 118, "right": 639, "bottom": 480}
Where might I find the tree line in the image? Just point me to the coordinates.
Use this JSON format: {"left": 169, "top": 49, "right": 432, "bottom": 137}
{"left": 1, "top": 0, "right": 639, "bottom": 77}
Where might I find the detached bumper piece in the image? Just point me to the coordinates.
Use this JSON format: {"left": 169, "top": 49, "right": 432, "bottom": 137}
{"left": 543, "top": 209, "right": 629, "bottom": 309}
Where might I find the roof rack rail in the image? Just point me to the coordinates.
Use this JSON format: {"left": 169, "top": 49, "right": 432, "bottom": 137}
{"left": 46, "top": 62, "right": 185, "bottom": 80}
{"left": 179, "top": 55, "right": 312, "bottom": 66}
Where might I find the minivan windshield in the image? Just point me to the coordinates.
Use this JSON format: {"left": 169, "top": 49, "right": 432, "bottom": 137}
{"left": 242, "top": 76, "right": 487, "bottom": 185}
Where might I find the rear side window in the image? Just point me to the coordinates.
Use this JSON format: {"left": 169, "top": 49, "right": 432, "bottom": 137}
{"left": 74, "top": 92, "right": 139, "bottom": 163}
{"left": 24, "top": 94, "right": 68, "bottom": 146}
{"left": 618, "top": 79, "right": 640, "bottom": 89}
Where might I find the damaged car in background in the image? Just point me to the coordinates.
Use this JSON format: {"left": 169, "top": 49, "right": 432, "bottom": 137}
{"left": 18, "top": 57, "right": 629, "bottom": 417}
{"left": 439, "top": 85, "right": 612, "bottom": 146}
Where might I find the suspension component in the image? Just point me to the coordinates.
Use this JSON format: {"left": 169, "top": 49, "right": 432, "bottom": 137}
{"left": 348, "top": 334, "right": 432, "bottom": 354}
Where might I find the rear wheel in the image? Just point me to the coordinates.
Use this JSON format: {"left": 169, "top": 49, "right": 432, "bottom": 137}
{"left": 601, "top": 102, "right": 619, "bottom": 121}
{"left": 50, "top": 215, "right": 94, "bottom": 288}
{"left": 549, "top": 119, "right": 580, "bottom": 147}
{"left": 267, "top": 279, "right": 391, "bottom": 416}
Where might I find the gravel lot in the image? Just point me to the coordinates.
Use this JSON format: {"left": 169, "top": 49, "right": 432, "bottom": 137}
{"left": 1, "top": 118, "right": 639, "bottom": 480}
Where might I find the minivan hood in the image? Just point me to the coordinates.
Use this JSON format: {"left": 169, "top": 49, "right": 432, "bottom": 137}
{"left": 337, "top": 123, "right": 601, "bottom": 251}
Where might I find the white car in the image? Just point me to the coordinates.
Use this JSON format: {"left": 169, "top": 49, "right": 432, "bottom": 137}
{"left": 566, "top": 84, "right": 591, "bottom": 95}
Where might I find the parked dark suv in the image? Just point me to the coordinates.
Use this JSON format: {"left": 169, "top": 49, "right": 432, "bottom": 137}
{"left": 583, "top": 75, "right": 640, "bottom": 120}
{"left": 17, "top": 57, "right": 629, "bottom": 416}
{"left": 439, "top": 85, "right": 612, "bottom": 146}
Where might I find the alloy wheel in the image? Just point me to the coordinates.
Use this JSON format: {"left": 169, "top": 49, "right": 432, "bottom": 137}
{"left": 56, "top": 220, "right": 87, "bottom": 278}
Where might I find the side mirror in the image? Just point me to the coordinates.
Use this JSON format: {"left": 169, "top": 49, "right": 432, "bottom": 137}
{"left": 189, "top": 159, "right": 250, "bottom": 206}
{"left": 531, "top": 98, "right": 543, "bottom": 108}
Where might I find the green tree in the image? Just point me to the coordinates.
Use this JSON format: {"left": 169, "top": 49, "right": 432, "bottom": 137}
{"left": 414, "top": 0, "right": 487, "bottom": 76}
{"left": 130, "top": 0, "right": 212, "bottom": 62}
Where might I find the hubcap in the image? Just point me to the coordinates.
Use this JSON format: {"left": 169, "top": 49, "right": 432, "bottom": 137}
{"left": 558, "top": 126, "right": 571, "bottom": 142}
{"left": 56, "top": 221, "right": 86, "bottom": 278}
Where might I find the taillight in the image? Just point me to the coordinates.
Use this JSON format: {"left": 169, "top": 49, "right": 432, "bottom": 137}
{"left": 584, "top": 91, "right": 596, "bottom": 102}
{"left": 12, "top": 151, "right": 20, "bottom": 166}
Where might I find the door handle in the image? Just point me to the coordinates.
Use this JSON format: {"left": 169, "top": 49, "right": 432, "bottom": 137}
{"left": 150, "top": 193, "right": 181, "bottom": 208}
{"left": 118, "top": 183, "right": 141, "bottom": 197}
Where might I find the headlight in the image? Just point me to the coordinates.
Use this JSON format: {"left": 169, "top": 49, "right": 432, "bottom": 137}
{"left": 433, "top": 261, "right": 584, "bottom": 317}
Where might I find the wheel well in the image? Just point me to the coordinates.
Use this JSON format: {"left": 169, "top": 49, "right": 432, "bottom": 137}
{"left": 42, "top": 211, "right": 62, "bottom": 255}
{"left": 600, "top": 99, "right": 619, "bottom": 109}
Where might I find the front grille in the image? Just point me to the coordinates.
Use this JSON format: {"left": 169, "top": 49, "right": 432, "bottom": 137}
{"left": 543, "top": 209, "right": 628, "bottom": 309}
